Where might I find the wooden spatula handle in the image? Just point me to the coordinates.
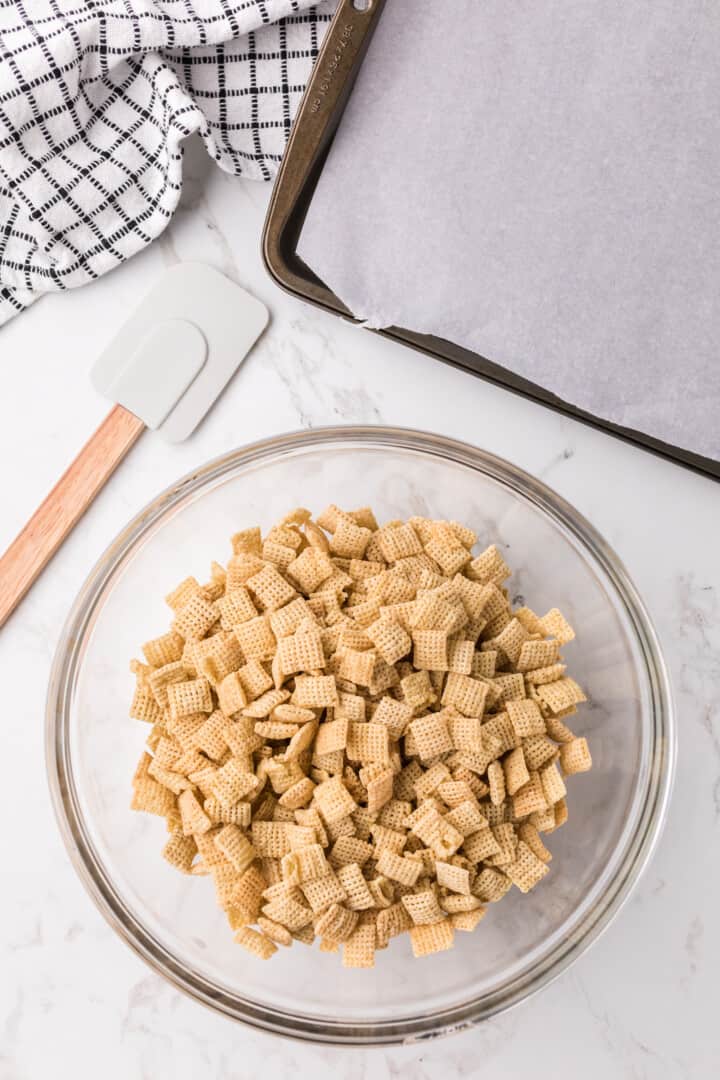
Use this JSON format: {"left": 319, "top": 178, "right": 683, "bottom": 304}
{"left": 0, "top": 404, "right": 145, "bottom": 629}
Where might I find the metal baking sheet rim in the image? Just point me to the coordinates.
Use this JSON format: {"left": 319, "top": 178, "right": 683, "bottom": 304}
{"left": 262, "top": 0, "right": 719, "bottom": 483}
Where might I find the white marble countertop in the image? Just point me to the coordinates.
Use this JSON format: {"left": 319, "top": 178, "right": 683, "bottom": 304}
{"left": 1, "top": 137, "right": 718, "bottom": 1080}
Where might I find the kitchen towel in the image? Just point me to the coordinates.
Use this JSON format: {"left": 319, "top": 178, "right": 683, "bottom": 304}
{"left": 0, "top": 0, "right": 334, "bottom": 325}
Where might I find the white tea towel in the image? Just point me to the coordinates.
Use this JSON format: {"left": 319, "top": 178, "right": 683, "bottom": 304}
{"left": 0, "top": 0, "right": 334, "bottom": 325}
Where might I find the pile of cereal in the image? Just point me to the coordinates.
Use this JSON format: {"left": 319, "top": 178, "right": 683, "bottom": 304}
{"left": 130, "top": 506, "right": 591, "bottom": 966}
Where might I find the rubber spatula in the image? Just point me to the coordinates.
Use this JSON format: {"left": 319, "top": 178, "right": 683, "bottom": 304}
{"left": 0, "top": 263, "right": 268, "bottom": 628}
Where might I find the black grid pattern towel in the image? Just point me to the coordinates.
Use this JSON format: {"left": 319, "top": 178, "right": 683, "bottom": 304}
{"left": 0, "top": 0, "right": 335, "bottom": 325}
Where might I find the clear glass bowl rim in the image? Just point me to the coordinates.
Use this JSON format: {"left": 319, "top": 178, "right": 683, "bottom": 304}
{"left": 46, "top": 425, "right": 675, "bottom": 1046}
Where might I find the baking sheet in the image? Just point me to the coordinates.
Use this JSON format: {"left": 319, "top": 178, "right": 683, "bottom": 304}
{"left": 297, "top": 0, "right": 720, "bottom": 463}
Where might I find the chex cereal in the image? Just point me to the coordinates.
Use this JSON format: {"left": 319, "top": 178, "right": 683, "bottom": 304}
{"left": 130, "top": 506, "right": 590, "bottom": 966}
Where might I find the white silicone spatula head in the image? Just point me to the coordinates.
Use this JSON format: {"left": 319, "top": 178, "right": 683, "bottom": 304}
{"left": 91, "top": 262, "right": 269, "bottom": 442}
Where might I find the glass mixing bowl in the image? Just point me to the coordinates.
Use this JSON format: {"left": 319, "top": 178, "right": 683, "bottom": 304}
{"left": 47, "top": 427, "right": 674, "bottom": 1045}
